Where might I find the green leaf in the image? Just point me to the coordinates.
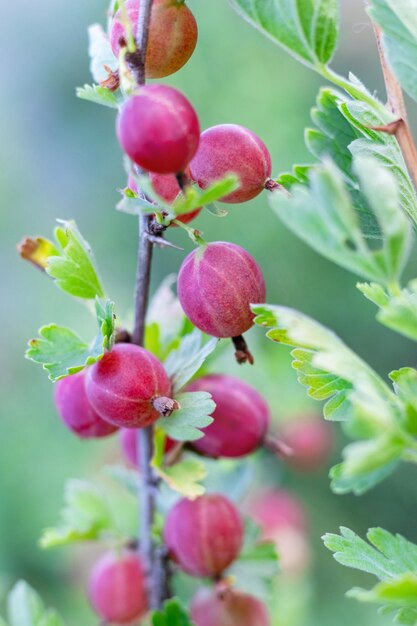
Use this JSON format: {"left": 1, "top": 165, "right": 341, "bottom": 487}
{"left": 95, "top": 299, "right": 116, "bottom": 351}
{"left": 25, "top": 311, "right": 113, "bottom": 382}
{"left": 252, "top": 303, "right": 412, "bottom": 493}
{"left": 228, "top": 0, "right": 339, "bottom": 68}
{"left": 369, "top": 0, "right": 417, "bottom": 103}
{"left": 46, "top": 220, "right": 105, "bottom": 299}
{"left": 324, "top": 527, "right": 417, "bottom": 623}
{"left": 164, "top": 330, "right": 218, "bottom": 392}
{"left": 151, "top": 598, "right": 195, "bottom": 626}
{"left": 227, "top": 520, "right": 279, "bottom": 601}
{"left": 390, "top": 368, "right": 417, "bottom": 436}
{"left": 39, "top": 480, "right": 114, "bottom": 548}
{"left": 158, "top": 391, "right": 215, "bottom": 441}
{"left": 6, "top": 582, "right": 66, "bottom": 626}
{"left": 271, "top": 156, "right": 412, "bottom": 287}
{"left": 172, "top": 176, "right": 239, "bottom": 215}
{"left": 153, "top": 456, "right": 207, "bottom": 499}
{"left": 76, "top": 84, "right": 119, "bottom": 109}
{"left": 358, "top": 281, "right": 417, "bottom": 342}
{"left": 116, "top": 186, "right": 156, "bottom": 215}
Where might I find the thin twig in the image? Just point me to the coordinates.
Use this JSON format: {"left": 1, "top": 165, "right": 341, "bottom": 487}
{"left": 130, "top": 0, "right": 164, "bottom": 612}
{"left": 372, "top": 23, "right": 417, "bottom": 190}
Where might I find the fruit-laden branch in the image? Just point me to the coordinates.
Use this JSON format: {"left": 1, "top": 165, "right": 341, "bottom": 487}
{"left": 129, "top": 0, "right": 167, "bottom": 612}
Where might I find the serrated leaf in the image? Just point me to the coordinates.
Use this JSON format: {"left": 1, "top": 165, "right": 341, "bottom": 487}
{"left": 153, "top": 457, "right": 207, "bottom": 499}
{"left": 228, "top": 0, "right": 339, "bottom": 68}
{"left": 227, "top": 520, "right": 279, "bottom": 601}
{"left": 164, "top": 330, "right": 218, "bottom": 393}
{"left": 252, "top": 303, "right": 412, "bottom": 493}
{"left": 324, "top": 527, "right": 417, "bottom": 623}
{"left": 39, "top": 480, "right": 114, "bottom": 548}
{"left": 271, "top": 156, "right": 412, "bottom": 287}
{"left": 46, "top": 220, "right": 105, "bottom": 299}
{"left": 369, "top": 0, "right": 417, "bottom": 104}
{"left": 151, "top": 598, "right": 195, "bottom": 626}
{"left": 76, "top": 84, "right": 119, "bottom": 109}
{"left": 25, "top": 314, "right": 111, "bottom": 382}
{"left": 358, "top": 281, "right": 417, "bottom": 342}
{"left": 158, "top": 392, "right": 215, "bottom": 441}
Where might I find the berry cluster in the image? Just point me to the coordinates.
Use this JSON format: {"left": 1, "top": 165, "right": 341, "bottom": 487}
{"left": 50, "top": 1, "right": 331, "bottom": 623}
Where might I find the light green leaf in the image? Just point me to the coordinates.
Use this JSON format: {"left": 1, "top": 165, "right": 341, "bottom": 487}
{"left": 153, "top": 457, "right": 207, "bottom": 499}
{"left": 228, "top": 0, "right": 339, "bottom": 68}
{"left": 271, "top": 156, "right": 412, "bottom": 286}
{"left": 7, "top": 582, "right": 44, "bottom": 626}
{"left": 164, "top": 330, "right": 218, "bottom": 392}
{"left": 369, "top": 0, "right": 417, "bottom": 103}
{"left": 46, "top": 220, "right": 105, "bottom": 299}
{"left": 358, "top": 281, "right": 417, "bottom": 342}
{"left": 39, "top": 480, "right": 114, "bottom": 548}
{"left": 390, "top": 368, "right": 417, "bottom": 436}
{"left": 151, "top": 598, "right": 195, "bottom": 626}
{"left": 158, "top": 391, "right": 215, "bottom": 441}
{"left": 252, "top": 303, "right": 412, "bottom": 493}
{"left": 172, "top": 176, "right": 239, "bottom": 215}
{"left": 76, "top": 84, "right": 119, "bottom": 109}
{"left": 324, "top": 527, "right": 417, "bottom": 623}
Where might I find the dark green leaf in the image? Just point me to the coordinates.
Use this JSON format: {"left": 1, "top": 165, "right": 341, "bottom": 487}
{"left": 151, "top": 598, "right": 195, "bottom": 626}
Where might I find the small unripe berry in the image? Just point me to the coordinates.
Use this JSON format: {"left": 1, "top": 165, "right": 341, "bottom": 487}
{"left": 164, "top": 494, "right": 244, "bottom": 577}
{"left": 128, "top": 171, "right": 201, "bottom": 225}
{"left": 120, "top": 427, "right": 176, "bottom": 467}
{"left": 190, "top": 588, "right": 270, "bottom": 626}
{"left": 54, "top": 370, "right": 118, "bottom": 439}
{"left": 247, "top": 489, "right": 310, "bottom": 577}
{"left": 177, "top": 242, "right": 266, "bottom": 338}
{"left": 109, "top": 0, "right": 198, "bottom": 79}
{"left": 88, "top": 550, "right": 147, "bottom": 624}
{"left": 117, "top": 85, "right": 200, "bottom": 174}
{"left": 280, "top": 415, "right": 333, "bottom": 472}
{"left": 190, "top": 124, "right": 272, "bottom": 203}
{"left": 85, "top": 344, "right": 171, "bottom": 428}
{"left": 187, "top": 375, "right": 270, "bottom": 458}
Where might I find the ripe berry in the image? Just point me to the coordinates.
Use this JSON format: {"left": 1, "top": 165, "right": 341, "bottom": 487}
{"left": 120, "top": 427, "right": 176, "bottom": 467}
{"left": 190, "top": 588, "right": 270, "bottom": 626}
{"left": 164, "top": 494, "right": 243, "bottom": 577}
{"left": 177, "top": 242, "right": 266, "bottom": 338}
{"left": 190, "top": 124, "right": 272, "bottom": 203}
{"left": 246, "top": 489, "right": 310, "bottom": 576}
{"left": 280, "top": 415, "right": 333, "bottom": 472}
{"left": 88, "top": 550, "right": 147, "bottom": 624}
{"left": 187, "top": 375, "right": 270, "bottom": 458}
{"left": 54, "top": 370, "right": 118, "bottom": 439}
{"left": 85, "top": 344, "right": 171, "bottom": 428}
{"left": 128, "top": 171, "right": 201, "bottom": 225}
{"left": 116, "top": 85, "right": 200, "bottom": 174}
{"left": 109, "top": 0, "right": 198, "bottom": 79}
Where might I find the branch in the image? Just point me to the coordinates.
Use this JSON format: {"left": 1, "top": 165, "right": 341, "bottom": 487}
{"left": 129, "top": 0, "right": 168, "bottom": 612}
{"left": 372, "top": 24, "right": 417, "bottom": 190}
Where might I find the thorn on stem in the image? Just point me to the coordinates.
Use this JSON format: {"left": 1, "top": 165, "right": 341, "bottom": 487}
{"left": 368, "top": 118, "right": 405, "bottom": 135}
{"left": 232, "top": 335, "right": 254, "bottom": 365}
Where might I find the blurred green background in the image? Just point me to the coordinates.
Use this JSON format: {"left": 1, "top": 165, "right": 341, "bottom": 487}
{"left": 2, "top": 0, "right": 417, "bottom": 624}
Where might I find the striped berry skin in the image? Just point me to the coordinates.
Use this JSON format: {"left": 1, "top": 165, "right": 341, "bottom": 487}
{"left": 187, "top": 375, "right": 270, "bottom": 458}
{"left": 190, "top": 124, "right": 272, "bottom": 203}
{"left": 177, "top": 242, "right": 266, "bottom": 338}
{"left": 116, "top": 85, "right": 200, "bottom": 174}
{"left": 128, "top": 171, "right": 201, "bottom": 225}
{"left": 109, "top": 0, "right": 198, "bottom": 79}
{"left": 163, "top": 494, "right": 244, "bottom": 577}
{"left": 88, "top": 551, "right": 147, "bottom": 624}
{"left": 190, "top": 588, "right": 271, "bottom": 626}
{"left": 120, "top": 428, "right": 176, "bottom": 467}
{"left": 54, "top": 370, "right": 118, "bottom": 439}
{"left": 85, "top": 344, "right": 171, "bottom": 429}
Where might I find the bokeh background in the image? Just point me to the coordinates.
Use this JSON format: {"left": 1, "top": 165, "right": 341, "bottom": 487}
{"left": 2, "top": 1, "right": 417, "bottom": 624}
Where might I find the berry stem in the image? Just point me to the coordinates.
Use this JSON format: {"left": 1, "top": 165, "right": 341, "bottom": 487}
{"left": 129, "top": 0, "right": 168, "bottom": 612}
